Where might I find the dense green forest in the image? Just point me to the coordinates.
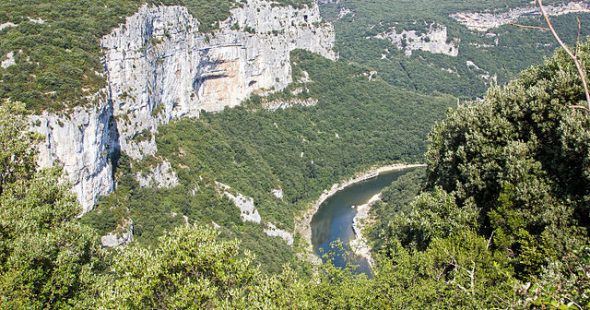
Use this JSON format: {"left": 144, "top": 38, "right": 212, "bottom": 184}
{"left": 319, "top": 0, "right": 590, "bottom": 98}
{"left": 3, "top": 42, "right": 590, "bottom": 307}
{"left": 81, "top": 50, "right": 455, "bottom": 271}
{"left": 366, "top": 42, "right": 590, "bottom": 307}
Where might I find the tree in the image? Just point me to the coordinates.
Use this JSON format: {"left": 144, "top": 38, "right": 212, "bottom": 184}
{"left": 382, "top": 187, "right": 478, "bottom": 251}
{"left": 0, "top": 102, "right": 39, "bottom": 195}
{"left": 99, "top": 225, "right": 259, "bottom": 308}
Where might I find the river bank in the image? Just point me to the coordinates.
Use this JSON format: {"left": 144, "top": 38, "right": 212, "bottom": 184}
{"left": 349, "top": 192, "right": 382, "bottom": 268}
{"left": 295, "top": 163, "right": 426, "bottom": 263}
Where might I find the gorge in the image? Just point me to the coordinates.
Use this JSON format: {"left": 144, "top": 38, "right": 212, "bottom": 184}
{"left": 3, "top": 0, "right": 590, "bottom": 307}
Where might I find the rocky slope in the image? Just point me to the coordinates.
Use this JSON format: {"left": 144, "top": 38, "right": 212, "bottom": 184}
{"left": 217, "top": 182, "right": 294, "bottom": 245}
{"left": 374, "top": 23, "right": 460, "bottom": 57}
{"left": 31, "top": 0, "right": 336, "bottom": 212}
{"left": 451, "top": 1, "right": 590, "bottom": 32}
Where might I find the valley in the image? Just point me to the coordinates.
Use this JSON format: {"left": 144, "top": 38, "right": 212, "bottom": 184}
{"left": 1, "top": 0, "right": 590, "bottom": 308}
{"left": 310, "top": 167, "right": 420, "bottom": 276}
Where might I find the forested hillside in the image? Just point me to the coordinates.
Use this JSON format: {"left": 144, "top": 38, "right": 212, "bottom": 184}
{"left": 320, "top": 0, "right": 590, "bottom": 98}
{"left": 0, "top": 0, "right": 312, "bottom": 112}
{"left": 3, "top": 42, "right": 590, "bottom": 308}
{"left": 3, "top": 0, "right": 590, "bottom": 307}
{"left": 367, "top": 40, "right": 590, "bottom": 308}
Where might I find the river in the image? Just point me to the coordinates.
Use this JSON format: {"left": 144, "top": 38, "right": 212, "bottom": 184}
{"left": 310, "top": 169, "right": 413, "bottom": 276}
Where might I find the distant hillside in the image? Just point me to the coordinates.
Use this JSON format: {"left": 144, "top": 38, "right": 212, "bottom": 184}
{"left": 320, "top": 0, "right": 590, "bottom": 98}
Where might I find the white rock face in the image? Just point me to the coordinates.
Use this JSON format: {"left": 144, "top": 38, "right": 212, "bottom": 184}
{"left": 0, "top": 22, "right": 17, "bottom": 31}
{"left": 271, "top": 188, "right": 284, "bottom": 199}
{"left": 227, "top": 192, "right": 262, "bottom": 224}
{"left": 264, "top": 222, "right": 294, "bottom": 245}
{"left": 136, "top": 160, "right": 179, "bottom": 188}
{"left": 338, "top": 7, "right": 354, "bottom": 19}
{"left": 217, "top": 182, "right": 262, "bottom": 224}
{"left": 101, "top": 220, "right": 134, "bottom": 248}
{"left": 451, "top": 1, "right": 590, "bottom": 32}
{"left": 102, "top": 0, "right": 336, "bottom": 159}
{"left": 31, "top": 0, "right": 336, "bottom": 212}
{"left": 31, "top": 97, "right": 118, "bottom": 213}
{"left": 27, "top": 17, "right": 46, "bottom": 24}
{"left": 217, "top": 182, "right": 293, "bottom": 245}
{"left": 262, "top": 98, "right": 318, "bottom": 111}
{"left": 1, "top": 51, "right": 15, "bottom": 69}
{"left": 375, "top": 23, "right": 459, "bottom": 57}
{"left": 466, "top": 60, "right": 497, "bottom": 85}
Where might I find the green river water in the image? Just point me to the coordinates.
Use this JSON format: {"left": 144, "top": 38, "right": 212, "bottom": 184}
{"left": 311, "top": 169, "right": 413, "bottom": 276}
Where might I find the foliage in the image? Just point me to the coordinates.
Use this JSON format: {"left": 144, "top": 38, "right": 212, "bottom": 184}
{"left": 92, "top": 225, "right": 519, "bottom": 309}
{"left": 367, "top": 41, "right": 590, "bottom": 308}
{"left": 525, "top": 245, "right": 590, "bottom": 308}
{"left": 99, "top": 225, "right": 259, "bottom": 308}
{"left": 369, "top": 230, "right": 518, "bottom": 309}
{"left": 0, "top": 102, "right": 40, "bottom": 194}
{"left": 381, "top": 188, "right": 479, "bottom": 252}
{"left": 3, "top": 2, "right": 590, "bottom": 308}
{"left": 0, "top": 0, "right": 139, "bottom": 112}
{"left": 425, "top": 41, "right": 590, "bottom": 275}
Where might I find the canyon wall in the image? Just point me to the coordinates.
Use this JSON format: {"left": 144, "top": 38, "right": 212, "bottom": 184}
{"left": 31, "top": 0, "right": 336, "bottom": 212}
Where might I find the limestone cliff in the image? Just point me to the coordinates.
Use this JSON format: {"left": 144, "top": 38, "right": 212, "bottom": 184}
{"left": 31, "top": 93, "right": 118, "bottom": 213}
{"left": 375, "top": 23, "right": 460, "bottom": 57}
{"left": 31, "top": 0, "right": 336, "bottom": 212}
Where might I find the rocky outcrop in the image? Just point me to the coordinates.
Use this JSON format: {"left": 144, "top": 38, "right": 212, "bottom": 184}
{"left": 216, "top": 182, "right": 294, "bottom": 245}
{"left": 375, "top": 23, "right": 460, "bottom": 57}
{"left": 136, "top": 160, "right": 179, "bottom": 188}
{"left": 264, "top": 223, "right": 294, "bottom": 245}
{"left": 262, "top": 98, "right": 318, "bottom": 111}
{"left": 101, "top": 220, "right": 134, "bottom": 248}
{"left": 1, "top": 51, "right": 15, "bottom": 69}
{"left": 271, "top": 188, "right": 284, "bottom": 199}
{"left": 466, "top": 60, "right": 497, "bottom": 85}
{"left": 31, "top": 96, "right": 118, "bottom": 213}
{"left": 103, "top": 0, "right": 336, "bottom": 159}
{"left": 0, "top": 22, "right": 17, "bottom": 31}
{"left": 451, "top": 1, "right": 590, "bottom": 32}
{"left": 350, "top": 193, "right": 381, "bottom": 268}
{"left": 216, "top": 182, "right": 262, "bottom": 224}
{"left": 226, "top": 192, "right": 263, "bottom": 224}
{"left": 338, "top": 7, "right": 354, "bottom": 19}
{"left": 32, "top": 0, "right": 336, "bottom": 212}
